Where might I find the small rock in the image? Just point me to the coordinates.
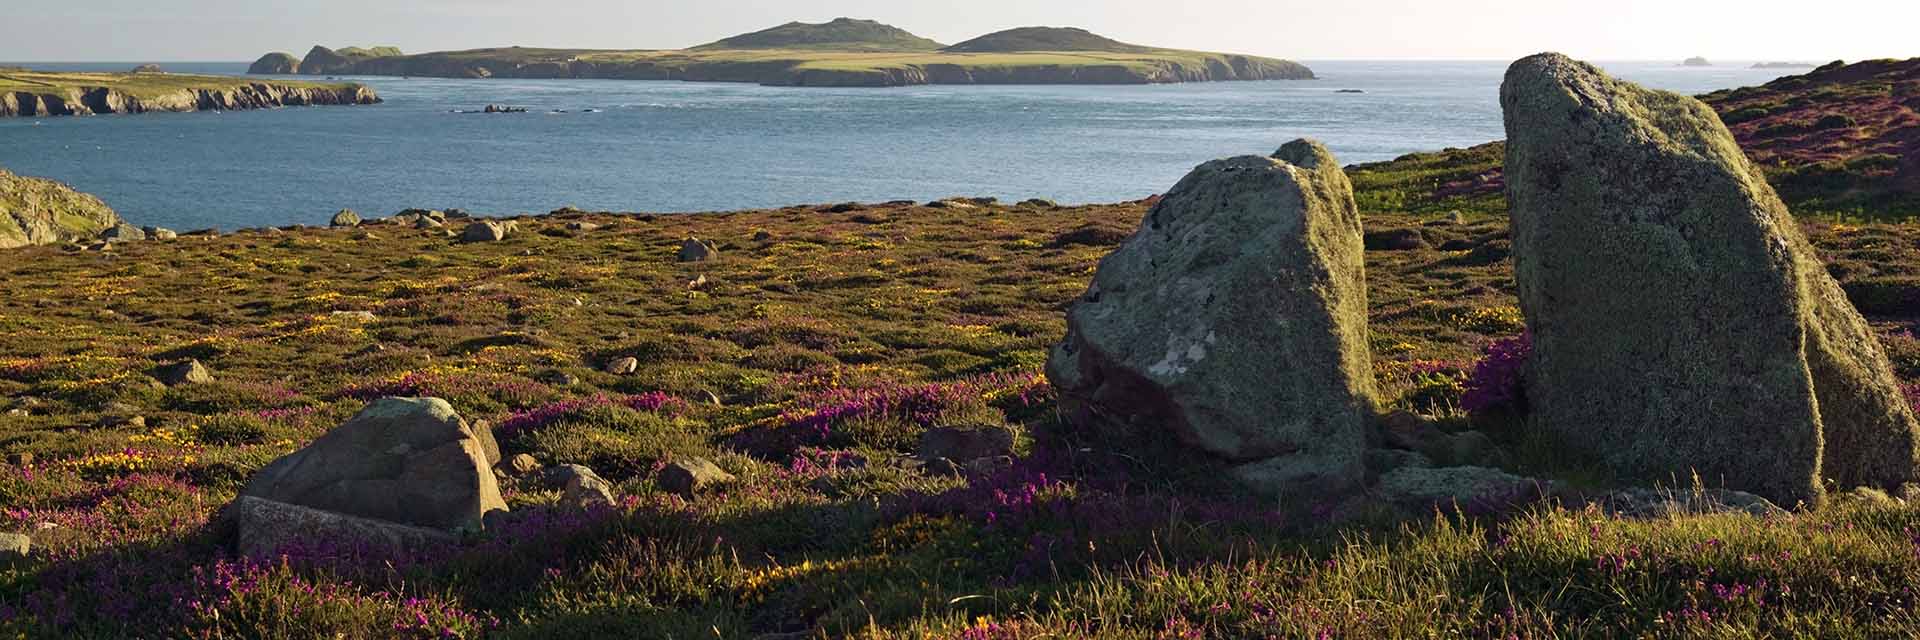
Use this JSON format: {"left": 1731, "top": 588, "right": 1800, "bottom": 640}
{"left": 677, "top": 238, "right": 716, "bottom": 262}
{"left": 330, "top": 311, "right": 379, "bottom": 322}
{"left": 224, "top": 496, "right": 456, "bottom": 560}
{"left": 565, "top": 221, "right": 601, "bottom": 232}
{"left": 507, "top": 453, "right": 541, "bottom": 476}
{"left": 1375, "top": 466, "right": 1549, "bottom": 514}
{"left": 658, "top": 458, "right": 735, "bottom": 497}
{"left": 330, "top": 209, "right": 362, "bottom": 227}
{"left": 752, "top": 230, "right": 774, "bottom": 242}
{"left": 155, "top": 359, "right": 213, "bottom": 386}
{"left": 1017, "top": 198, "right": 1061, "bottom": 209}
{"left": 916, "top": 425, "right": 1015, "bottom": 464}
{"left": 6, "top": 452, "right": 32, "bottom": 466}
{"left": 1363, "top": 228, "right": 1427, "bottom": 251}
{"left": 142, "top": 227, "right": 178, "bottom": 241}
{"left": 100, "top": 223, "right": 147, "bottom": 243}
{"left": 0, "top": 532, "right": 29, "bottom": 567}
{"left": 4, "top": 409, "right": 26, "bottom": 418}
{"left": 563, "top": 471, "right": 618, "bottom": 508}
{"left": 95, "top": 414, "right": 145, "bottom": 429}
{"left": 414, "top": 216, "right": 445, "bottom": 230}
{"left": 604, "top": 357, "right": 638, "bottom": 375}
{"left": 539, "top": 371, "right": 579, "bottom": 386}
{"left": 459, "top": 221, "right": 508, "bottom": 243}
{"left": 923, "top": 457, "right": 962, "bottom": 477}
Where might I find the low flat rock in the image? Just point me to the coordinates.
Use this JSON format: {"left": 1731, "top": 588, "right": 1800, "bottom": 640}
{"left": 226, "top": 496, "right": 456, "bottom": 560}
{"left": 240, "top": 397, "right": 506, "bottom": 531}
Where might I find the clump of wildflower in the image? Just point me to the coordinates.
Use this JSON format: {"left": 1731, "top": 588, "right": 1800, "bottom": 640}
{"left": 1461, "top": 332, "right": 1531, "bottom": 414}
{"left": 495, "top": 392, "right": 684, "bottom": 439}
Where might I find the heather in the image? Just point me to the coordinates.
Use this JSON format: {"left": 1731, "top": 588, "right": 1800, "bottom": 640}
{"left": 5, "top": 193, "right": 1920, "bottom": 637}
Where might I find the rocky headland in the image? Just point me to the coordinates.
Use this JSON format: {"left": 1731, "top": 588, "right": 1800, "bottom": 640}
{"left": 0, "top": 70, "right": 379, "bottom": 117}
{"left": 249, "top": 18, "right": 1314, "bottom": 87}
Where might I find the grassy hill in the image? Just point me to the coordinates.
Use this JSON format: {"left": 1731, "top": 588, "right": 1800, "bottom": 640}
{"left": 691, "top": 17, "right": 944, "bottom": 52}
{"left": 943, "top": 26, "right": 1154, "bottom": 54}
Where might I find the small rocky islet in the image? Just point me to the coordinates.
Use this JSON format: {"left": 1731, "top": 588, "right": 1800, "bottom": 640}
{"left": 14, "top": 55, "right": 1920, "bottom": 637}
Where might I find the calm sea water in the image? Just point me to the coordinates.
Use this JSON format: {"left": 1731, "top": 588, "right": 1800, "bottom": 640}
{"left": 0, "top": 60, "right": 1796, "bottom": 231}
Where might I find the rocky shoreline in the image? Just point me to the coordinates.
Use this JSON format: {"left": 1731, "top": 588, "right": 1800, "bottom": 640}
{"left": 0, "top": 82, "right": 379, "bottom": 118}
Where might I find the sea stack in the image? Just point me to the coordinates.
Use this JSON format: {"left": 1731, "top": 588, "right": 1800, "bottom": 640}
{"left": 1500, "top": 52, "right": 1920, "bottom": 506}
{"left": 1046, "top": 139, "right": 1375, "bottom": 500}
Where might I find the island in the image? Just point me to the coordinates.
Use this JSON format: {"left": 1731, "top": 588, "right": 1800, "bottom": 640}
{"left": 248, "top": 18, "right": 1314, "bottom": 87}
{"left": 0, "top": 69, "right": 379, "bottom": 117}
{"left": 1682, "top": 56, "right": 1713, "bottom": 67}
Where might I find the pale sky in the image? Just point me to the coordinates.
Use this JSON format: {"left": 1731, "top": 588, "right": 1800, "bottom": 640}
{"left": 8, "top": 0, "right": 1918, "bottom": 62}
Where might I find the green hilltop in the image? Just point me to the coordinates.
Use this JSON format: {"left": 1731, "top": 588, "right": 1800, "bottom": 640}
{"left": 691, "top": 17, "right": 945, "bottom": 52}
{"left": 944, "top": 26, "right": 1155, "bottom": 53}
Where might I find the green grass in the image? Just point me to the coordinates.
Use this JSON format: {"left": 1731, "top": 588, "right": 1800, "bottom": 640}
{"left": 6, "top": 192, "right": 1920, "bottom": 636}
{"left": 0, "top": 70, "right": 359, "bottom": 98}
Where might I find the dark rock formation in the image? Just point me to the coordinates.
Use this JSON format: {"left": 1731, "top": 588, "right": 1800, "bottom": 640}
{"left": 1502, "top": 53, "right": 1920, "bottom": 507}
{"left": 0, "top": 82, "right": 379, "bottom": 118}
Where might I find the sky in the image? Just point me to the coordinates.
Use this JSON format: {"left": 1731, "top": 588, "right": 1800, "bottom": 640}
{"left": 6, "top": 0, "right": 1918, "bottom": 62}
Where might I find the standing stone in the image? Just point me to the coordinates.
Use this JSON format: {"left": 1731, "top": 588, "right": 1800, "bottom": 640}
{"left": 1501, "top": 53, "right": 1920, "bottom": 506}
{"left": 239, "top": 397, "right": 507, "bottom": 531}
{"left": 330, "top": 209, "right": 362, "bottom": 227}
{"left": 1044, "top": 139, "right": 1376, "bottom": 498}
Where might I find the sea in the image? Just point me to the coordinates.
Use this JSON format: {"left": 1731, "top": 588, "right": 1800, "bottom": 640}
{"left": 0, "top": 60, "right": 1799, "bottom": 231}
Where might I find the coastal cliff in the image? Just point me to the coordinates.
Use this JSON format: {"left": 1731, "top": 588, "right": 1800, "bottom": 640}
{"left": 0, "top": 71, "right": 380, "bottom": 117}
{"left": 0, "top": 169, "right": 123, "bottom": 249}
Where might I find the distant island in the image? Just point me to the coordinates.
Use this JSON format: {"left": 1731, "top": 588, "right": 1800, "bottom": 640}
{"left": 248, "top": 18, "right": 1314, "bottom": 87}
{"left": 1681, "top": 56, "right": 1713, "bottom": 67}
{"left": 0, "top": 69, "right": 379, "bottom": 117}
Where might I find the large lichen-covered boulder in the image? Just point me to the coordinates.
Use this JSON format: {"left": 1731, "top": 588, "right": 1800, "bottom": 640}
{"left": 1501, "top": 53, "right": 1920, "bottom": 506}
{"left": 1045, "top": 139, "right": 1376, "bottom": 496}
{"left": 0, "top": 169, "right": 125, "bottom": 249}
{"left": 240, "top": 397, "right": 507, "bottom": 530}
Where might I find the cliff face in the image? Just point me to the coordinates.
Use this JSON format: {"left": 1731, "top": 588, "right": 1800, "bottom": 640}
{"left": 0, "top": 83, "right": 380, "bottom": 117}
{"left": 0, "top": 169, "right": 123, "bottom": 249}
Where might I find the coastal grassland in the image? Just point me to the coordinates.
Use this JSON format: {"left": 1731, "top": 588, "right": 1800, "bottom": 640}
{"left": 0, "top": 70, "right": 360, "bottom": 98}
{"left": 4, "top": 195, "right": 1920, "bottom": 637}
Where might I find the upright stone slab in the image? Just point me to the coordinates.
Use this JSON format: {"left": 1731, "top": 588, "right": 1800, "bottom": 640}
{"left": 1045, "top": 139, "right": 1375, "bottom": 496}
{"left": 240, "top": 397, "right": 507, "bottom": 530}
{"left": 1501, "top": 53, "right": 1920, "bottom": 505}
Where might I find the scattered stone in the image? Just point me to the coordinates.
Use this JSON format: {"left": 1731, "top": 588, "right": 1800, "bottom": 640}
{"left": 95, "top": 414, "right": 145, "bottom": 429}
{"left": 330, "top": 209, "right": 362, "bottom": 227}
{"left": 658, "top": 457, "right": 735, "bottom": 498}
{"left": 916, "top": 425, "right": 1015, "bottom": 463}
{"left": 1502, "top": 53, "right": 1920, "bottom": 506}
{"left": 507, "top": 453, "right": 541, "bottom": 476}
{"left": 1017, "top": 198, "right": 1061, "bottom": 209}
{"left": 603, "top": 356, "right": 638, "bottom": 375}
{"left": 155, "top": 359, "right": 213, "bottom": 386}
{"left": 414, "top": 216, "right": 444, "bottom": 230}
{"left": 330, "top": 310, "right": 378, "bottom": 322}
{"left": 100, "top": 223, "right": 147, "bottom": 243}
{"left": 549, "top": 464, "right": 618, "bottom": 508}
{"left": 1375, "top": 466, "right": 1549, "bottom": 513}
{"left": 1363, "top": 228, "right": 1426, "bottom": 251}
{"left": 459, "top": 221, "right": 508, "bottom": 243}
{"left": 1592, "top": 487, "right": 1786, "bottom": 519}
{"left": 677, "top": 238, "right": 717, "bottom": 262}
{"left": 239, "top": 397, "right": 507, "bottom": 531}
{"left": 539, "top": 371, "right": 579, "bottom": 386}
{"left": 6, "top": 452, "right": 32, "bottom": 466}
{"left": 823, "top": 202, "right": 866, "bottom": 213}
{"left": 752, "top": 230, "right": 774, "bottom": 241}
{"left": 0, "top": 532, "right": 29, "bottom": 567}
{"left": 1046, "top": 139, "right": 1376, "bottom": 499}
{"left": 565, "top": 221, "right": 601, "bottom": 232}
{"left": 224, "top": 496, "right": 456, "bottom": 560}
{"left": 142, "top": 227, "right": 177, "bottom": 240}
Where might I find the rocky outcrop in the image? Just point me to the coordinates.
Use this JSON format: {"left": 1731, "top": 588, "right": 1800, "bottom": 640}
{"left": 0, "top": 82, "right": 379, "bottom": 118}
{"left": 0, "top": 169, "right": 125, "bottom": 249}
{"left": 239, "top": 397, "right": 507, "bottom": 531}
{"left": 1502, "top": 53, "right": 1920, "bottom": 507}
{"left": 249, "top": 52, "right": 301, "bottom": 75}
{"left": 1047, "top": 139, "right": 1375, "bottom": 499}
